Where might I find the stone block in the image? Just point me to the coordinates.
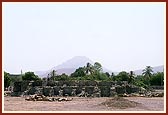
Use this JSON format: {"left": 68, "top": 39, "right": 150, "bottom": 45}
{"left": 47, "top": 81, "right": 57, "bottom": 86}
{"left": 99, "top": 86, "right": 110, "bottom": 97}
{"left": 78, "top": 81, "right": 85, "bottom": 87}
{"left": 115, "top": 86, "right": 126, "bottom": 94}
{"left": 53, "top": 86, "right": 60, "bottom": 96}
{"left": 32, "top": 80, "right": 42, "bottom": 87}
{"left": 85, "top": 86, "right": 94, "bottom": 94}
{"left": 85, "top": 81, "right": 97, "bottom": 86}
{"left": 13, "top": 82, "right": 21, "bottom": 92}
{"left": 98, "top": 81, "right": 111, "bottom": 87}
{"left": 63, "top": 87, "right": 72, "bottom": 96}
{"left": 21, "top": 81, "right": 29, "bottom": 92}
{"left": 43, "top": 86, "right": 54, "bottom": 96}
{"left": 28, "top": 87, "right": 43, "bottom": 95}
{"left": 76, "top": 87, "right": 84, "bottom": 95}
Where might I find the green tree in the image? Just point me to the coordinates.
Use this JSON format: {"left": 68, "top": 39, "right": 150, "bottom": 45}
{"left": 150, "top": 72, "right": 164, "bottom": 86}
{"left": 22, "top": 72, "right": 40, "bottom": 81}
{"left": 115, "top": 71, "right": 129, "bottom": 81}
{"left": 134, "top": 75, "right": 148, "bottom": 88}
{"left": 142, "top": 66, "right": 153, "bottom": 78}
{"left": 71, "top": 67, "right": 86, "bottom": 77}
{"left": 10, "top": 75, "right": 22, "bottom": 86}
{"left": 93, "top": 62, "right": 102, "bottom": 73}
{"left": 59, "top": 73, "right": 69, "bottom": 80}
{"left": 83, "top": 74, "right": 95, "bottom": 80}
{"left": 105, "top": 72, "right": 110, "bottom": 77}
{"left": 98, "top": 73, "right": 110, "bottom": 81}
{"left": 4, "top": 71, "right": 11, "bottom": 88}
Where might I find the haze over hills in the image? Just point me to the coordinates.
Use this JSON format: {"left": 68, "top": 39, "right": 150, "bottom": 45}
{"left": 52, "top": 56, "right": 94, "bottom": 70}
{"left": 35, "top": 56, "right": 112, "bottom": 78}
{"left": 35, "top": 56, "right": 164, "bottom": 78}
{"left": 133, "top": 65, "right": 164, "bottom": 75}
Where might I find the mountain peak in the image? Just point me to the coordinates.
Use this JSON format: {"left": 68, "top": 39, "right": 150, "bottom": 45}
{"left": 71, "top": 56, "right": 89, "bottom": 59}
{"left": 35, "top": 56, "right": 164, "bottom": 78}
{"left": 52, "top": 56, "right": 94, "bottom": 70}
{"left": 69, "top": 56, "right": 93, "bottom": 63}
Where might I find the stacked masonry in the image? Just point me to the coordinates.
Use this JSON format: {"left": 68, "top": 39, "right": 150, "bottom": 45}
{"left": 11, "top": 80, "right": 141, "bottom": 97}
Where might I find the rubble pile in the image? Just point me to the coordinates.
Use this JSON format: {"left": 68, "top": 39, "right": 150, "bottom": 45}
{"left": 101, "top": 97, "right": 140, "bottom": 109}
{"left": 25, "top": 94, "right": 73, "bottom": 102}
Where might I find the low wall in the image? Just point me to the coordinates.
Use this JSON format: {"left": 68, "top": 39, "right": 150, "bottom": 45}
{"left": 11, "top": 80, "right": 140, "bottom": 97}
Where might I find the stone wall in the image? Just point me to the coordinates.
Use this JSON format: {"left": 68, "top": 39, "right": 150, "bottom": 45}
{"left": 11, "top": 80, "right": 140, "bottom": 97}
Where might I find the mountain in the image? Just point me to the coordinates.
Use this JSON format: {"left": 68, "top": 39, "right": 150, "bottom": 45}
{"left": 35, "top": 68, "right": 76, "bottom": 78}
{"left": 35, "top": 56, "right": 112, "bottom": 78}
{"left": 35, "top": 56, "right": 164, "bottom": 77}
{"left": 133, "top": 65, "right": 164, "bottom": 75}
{"left": 51, "top": 56, "right": 94, "bottom": 70}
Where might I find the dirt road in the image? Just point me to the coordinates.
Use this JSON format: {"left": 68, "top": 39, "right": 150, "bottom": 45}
{"left": 4, "top": 96, "right": 164, "bottom": 112}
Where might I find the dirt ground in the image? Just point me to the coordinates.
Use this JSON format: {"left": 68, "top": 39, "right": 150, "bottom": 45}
{"left": 4, "top": 96, "right": 164, "bottom": 112}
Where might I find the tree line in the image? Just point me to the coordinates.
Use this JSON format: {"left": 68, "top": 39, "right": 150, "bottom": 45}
{"left": 4, "top": 62, "right": 164, "bottom": 89}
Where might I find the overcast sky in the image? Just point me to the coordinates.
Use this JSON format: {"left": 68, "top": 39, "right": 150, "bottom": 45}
{"left": 3, "top": 2, "right": 165, "bottom": 74}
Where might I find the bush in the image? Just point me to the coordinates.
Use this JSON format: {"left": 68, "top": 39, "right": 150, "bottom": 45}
{"left": 150, "top": 72, "right": 164, "bottom": 86}
{"left": 22, "top": 72, "right": 41, "bottom": 81}
{"left": 4, "top": 71, "right": 11, "bottom": 88}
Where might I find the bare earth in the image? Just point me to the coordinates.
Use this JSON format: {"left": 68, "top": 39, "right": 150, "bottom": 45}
{"left": 4, "top": 96, "right": 164, "bottom": 112}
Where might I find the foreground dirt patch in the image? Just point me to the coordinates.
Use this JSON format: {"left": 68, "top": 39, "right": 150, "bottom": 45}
{"left": 101, "top": 97, "right": 140, "bottom": 109}
{"left": 4, "top": 96, "right": 164, "bottom": 111}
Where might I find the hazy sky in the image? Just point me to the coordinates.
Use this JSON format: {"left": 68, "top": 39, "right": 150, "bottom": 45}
{"left": 3, "top": 2, "right": 165, "bottom": 74}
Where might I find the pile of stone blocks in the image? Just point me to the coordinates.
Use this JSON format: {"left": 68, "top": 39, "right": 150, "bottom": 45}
{"left": 12, "top": 80, "right": 142, "bottom": 97}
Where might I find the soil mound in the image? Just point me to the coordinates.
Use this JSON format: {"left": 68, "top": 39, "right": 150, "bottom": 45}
{"left": 101, "top": 97, "right": 140, "bottom": 109}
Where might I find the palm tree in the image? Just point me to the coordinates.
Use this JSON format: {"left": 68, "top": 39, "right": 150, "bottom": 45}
{"left": 49, "top": 70, "right": 57, "bottom": 80}
{"left": 142, "top": 66, "right": 153, "bottom": 86}
{"left": 129, "top": 71, "right": 135, "bottom": 84}
{"left": 142, "top": 66, "right": 153, "bottom": 78}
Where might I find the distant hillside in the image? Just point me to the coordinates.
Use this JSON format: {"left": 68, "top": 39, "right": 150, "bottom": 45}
{"left": 35, "top": 56, "right": 164, "bottom": 78}
{"left": 35, "top": 68, "right": 76, "bottom": 78}
{"left": 133, "top": 65, "right": 164, "bottom": 75}
{"left": 52, "top": 56, "right": 94, "bottom": 70}
{"left": 35, "top": 56, "right": 112, "bottom": 78}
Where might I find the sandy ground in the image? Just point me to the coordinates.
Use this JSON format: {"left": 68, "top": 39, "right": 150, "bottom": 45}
{"left": 4, "top": 96, "right": 164, "bottom": 112}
